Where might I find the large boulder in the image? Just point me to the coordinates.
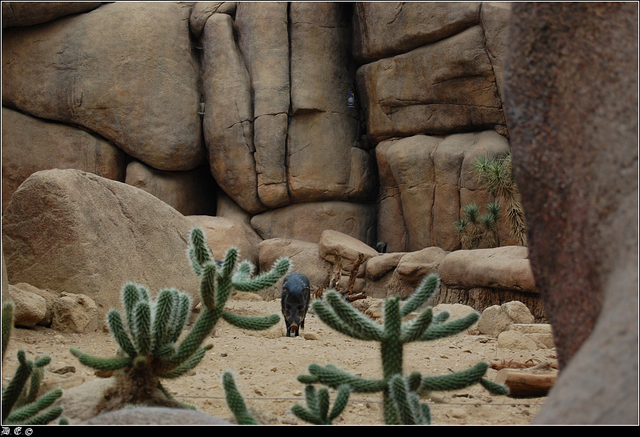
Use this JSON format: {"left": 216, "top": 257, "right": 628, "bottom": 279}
{"left": 1, "top": 2, "right": 204, "bottom": 172}
{"left": 2, "top": 2, "right": 104, "bottom": 28}
{"left": 287, "top": 3, "right": 375, "bottom": 204}
{"left": 200, "top": 13, "right": 265, "bottom": 215}
{"left": 356, "top": 25, "right": 505, "bottom": 143}
{"left": 1, "top": 169, "right": 201, "bottom": 320}
{"left": 438, "top": 246, "right": 536, "bottom": 292}
{"left": 352, "top": 2, "right": 482, "bottom": 64}
{"left": 258, "top": 238, "right": 332, "bottom": 293}
{"left": 251, "top": 201, "right": 377, "bottom": 247}
{"left": 236, "top": 2, "right": 290, "bottom": 209}
{"left": 125, "top": 161, "right": 217, "bottom": 217}
{"left": 504, "top": 2, "right": 638, "bottom": 424}
{"left": 2, "top": 107, "right": 126, "bottom": 213}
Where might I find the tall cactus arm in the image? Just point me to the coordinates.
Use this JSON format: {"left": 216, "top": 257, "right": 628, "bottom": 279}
{"left": 310, "top": 298, "right": 372, "bottom": 341}
{"left": 299, "top": 364, "right": 387, "bottom": 393}
{"left": 401, "top": 307, "right": 433, "bottom": 344}
{"left": 2, "top": 351, "right": 33, "bottom": 422}
{"left": 221, "top": 312, "right": 280, "bottom": 331}
{"left": 107, "top": 309, "right": 137, "bottom": 357}
{"left": 420, "top": 311, "right": 480, "bottom": 341}
{"left": 188, "top": 227, "right": 213, "bottom": 275}
{"left": 2, "top": 301, "right": 14, "bottom": 360}
{"left": 400, "top": 274, "right": 441, "bottom": 317}
{"left": 417, "top": 362, "right": 489, "bottom": 394}
{"left": 4, "top": 388, "right": 63, "bottom": 425}
{"left": 69, "top": 348, "right": 131, "bottom": 371}
{"left": 131, "top": 301, "right": 152, "bottom": 356}
{"left": 324, "top": 291, "right": 385, "bottom": 341}
{"left": 231, "top": 258, "right": 291, "bottom": 292}
{"left": 222, "top": 371, "right": 257, "bottom": 425}
{"left": 157, "top": 344, "right": 213, "bottom": 379}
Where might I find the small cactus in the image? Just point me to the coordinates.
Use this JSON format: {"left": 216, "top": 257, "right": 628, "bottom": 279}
{"left": 70, "top": 227, "right": 290, "bottom": 413}
{"left": 291, "top": 384, "right": 351, "bottom": 425}
{"left": 2, "top": 301, "right": 65, "bottom": 425}
{"left": 297, "top": 274, "right": 508, "bottom": 424}
{"left": 472, "top": 152, "right": 527, "bottom": 246}
{"left": 456, "top": 202, "right": 501, "bottom": 249}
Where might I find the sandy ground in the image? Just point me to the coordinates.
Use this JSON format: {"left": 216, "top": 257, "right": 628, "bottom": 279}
{"left": 2, "top": 296, "right": 556, "bottom": 425}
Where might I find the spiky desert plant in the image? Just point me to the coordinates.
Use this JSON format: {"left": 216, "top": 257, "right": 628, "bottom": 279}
{"left": 291, "top": 384, "right": 351, "bottom": 425}
{"left": 472, "top": 152, "right": 527, "bottom": 246}
{"left": 2, "top": 301, "right": 65, "bottom": 425}
{"left": 455, "top": 202, "right": 501, "bottom": 249}
{"left": 297, "top": 274, "right": 508, "bottom": 424}
{"left": 221, "top": 371, "right": 257, "bottom": 425}
{"left": 70, "top": 227, "right": 291, "bottom": 413}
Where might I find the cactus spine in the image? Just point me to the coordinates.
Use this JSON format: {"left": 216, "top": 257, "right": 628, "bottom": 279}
{"left": 297, "top": 274, "right": 508, "bottom": 424}
{"left": 2, "top": 301, "right": 65, "bottom": 425}
{"left": 70, "top": 227, "right": 290, "bottom": 413}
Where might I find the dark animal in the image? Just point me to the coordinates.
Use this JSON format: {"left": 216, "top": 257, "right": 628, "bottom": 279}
{"left": 281, "top": 272, "right": 311, "bottom": 337}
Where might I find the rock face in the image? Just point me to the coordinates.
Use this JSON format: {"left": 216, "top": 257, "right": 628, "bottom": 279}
{"left": 125, "top": 161, "right": 217, "bottom": 217}
{"left": 2, "top": 107, "right": 126, "bottom": 213}
{"left": 1, "top": 169, "right": 201, "bottom": 320}
{"left": 2, "top": 2, "right": 104, "bottom": 28}
{"left": 1, "top": 2, "right": 514, "bottom": 254}
{"left": 376, "top": 131, "right": 513, "bottom": 252}
{"left": 504, "top": 2, "right": 638, "bottom": 424}
{"left": 2, "top": 2, "right": 205, "bottom": 172}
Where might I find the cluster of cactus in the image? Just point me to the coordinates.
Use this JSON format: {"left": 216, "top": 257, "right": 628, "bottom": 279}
{"left": 70, "top": 227, "right": 290, "bottom": 413}
{"left": 472, "top": 152, "right": 527, "bottom": 246}
{"left": 295, "top": 274, "right": 508, "bottom": 425}
{"left": 2, "top": 301, "right": 66, "bottom": 425}
{"left": 455, "top": 202, "right": 501, "bottom": 249}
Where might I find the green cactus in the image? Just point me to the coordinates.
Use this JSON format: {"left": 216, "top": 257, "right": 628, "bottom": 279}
{"left": 297, "top": 274, "right": 508, "bottom": 424}
{"left": 2, "top": 301, "right": 65, "bottom": 425}
{"left": 472, "top": 152, "right": 527, "bottom": 246}
{"left": 70, "top": 227, "right": 290, "bottom": 413}
{"left": 455, "top": 202, "right": 501, "bottom": 249}
{"left": 221, "top": 371, "right": 257, "bottom": 425}
{"left": 291, "top": 384, "right": 351, "bottom": 425}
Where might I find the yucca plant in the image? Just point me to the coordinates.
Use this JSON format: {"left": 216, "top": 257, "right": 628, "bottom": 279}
{"left": 472, "top": 152, "right": 527, "bottom": 246}
{"left": 70, "top": 227, "right": 291, "bottom": 413}
{"left": 2, "top": 301, "right": 66, "bottom": 425}
{"left": 297, "top": 274, "right": 508, "bottom": 424}
{"left": 455, "top": 202, "right": 501, "bottom": 249}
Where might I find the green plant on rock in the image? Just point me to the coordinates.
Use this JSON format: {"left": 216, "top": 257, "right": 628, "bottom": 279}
{"left": 455, "top": 202, "right": 501, "bottom": 249}
{"left": 70, "top": 227, "right": 291, "bottom": 414}
{"left": 472, "top": 152, "right": 527, "bottom": 246}
{"left": 297, "top": 274, "right": 509, "bottom": 425}
{"left": 2, "top": 301, "right": 66, "bottom": 425}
